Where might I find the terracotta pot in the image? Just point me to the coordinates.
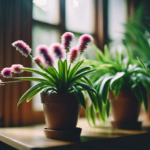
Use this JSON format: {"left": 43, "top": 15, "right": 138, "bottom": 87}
{"left": 109, "top": 91, "right": 141, "bottom": 129}
{"left": 41, "top": 93, "right": 81, "bottom": 130}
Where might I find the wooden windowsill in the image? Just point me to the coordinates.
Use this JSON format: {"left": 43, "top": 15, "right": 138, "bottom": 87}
{"left": 0, "top": 118, "right": 150, "bottom": 150}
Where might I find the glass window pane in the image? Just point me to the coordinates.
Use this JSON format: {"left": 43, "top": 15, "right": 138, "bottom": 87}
{"left": 32, "top": 0, "right": 60, "bottom": 24}
{"left": 108, "top": 0, "right": 127, "bottom": 40}
{"left": 32, "top": 24, "right": 60, "bottom": 111}
{"left": 65, "top": 0, "right": 95, "bottom": 34}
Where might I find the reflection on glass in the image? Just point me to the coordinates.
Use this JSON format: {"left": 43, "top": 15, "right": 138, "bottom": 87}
{"left": 66, "top": 0, "right": 95, "bottom": 34}
{"left": 32, "top": 24, "right": 60, "bottom": 110}
{"left": 32, "top": 0, "right": 60, "bottom": 24}
{"left": 108, "top": 0, "right": 127, "bottom": 40}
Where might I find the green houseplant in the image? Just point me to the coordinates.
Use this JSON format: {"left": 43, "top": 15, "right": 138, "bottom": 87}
{"left": 0, "top": 32, "right": 97, "bottom": 139}
{"left": 122, "top": 1, "right": 150, "bottom": 67}
{"left": 85, "top": 44, "right": 150, "bottom": 129}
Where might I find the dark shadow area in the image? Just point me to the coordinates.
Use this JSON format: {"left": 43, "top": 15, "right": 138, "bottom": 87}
{"left": 42, "top": 132, "right": 150, "bottom": 150}
{"left": 0, "top": 141, "right": 17, "bottom": 150}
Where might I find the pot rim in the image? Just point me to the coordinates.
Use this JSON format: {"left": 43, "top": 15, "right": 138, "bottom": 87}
{"left": 109, "top": 90, "right": 137, "bottom": 99}
{"left": 41, "top": 92, "right": 78, "bottom": 104}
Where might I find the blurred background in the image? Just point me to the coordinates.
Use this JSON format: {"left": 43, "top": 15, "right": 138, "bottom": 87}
{"left": 0, "top": 0, "right": 150, "bottom": 127}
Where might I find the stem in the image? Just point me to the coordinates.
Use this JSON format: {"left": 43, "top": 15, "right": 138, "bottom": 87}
{"left": 3, "top": 80, "right": 22, "bottom": 84}
{"left": 68, "top": 63, "right": 71, "bottom": 75}
{"left": 66, "top": 52, "right": 68, "bottom": 61}
{"left": 78, "top": 53, "right": 82, "bottom": 62}
{"left": 29, "top": 54, "right": 47, "bottom": 73}
{"left": 29, "top": 54, "right": 41, "bottom": 69}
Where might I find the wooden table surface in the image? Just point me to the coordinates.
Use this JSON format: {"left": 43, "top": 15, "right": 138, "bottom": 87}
{"left": 1, "top": 118, "right": 150, "bottom": 150}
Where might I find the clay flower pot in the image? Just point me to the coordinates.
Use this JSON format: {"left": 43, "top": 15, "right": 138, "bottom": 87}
{"left": 41, "top": 93, "right": 81, "bottom": 140}
{"left": 109, "top": 91, "right": 141, "bottom": 130}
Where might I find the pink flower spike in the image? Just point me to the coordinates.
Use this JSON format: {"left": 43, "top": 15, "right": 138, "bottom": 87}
{"left": 42, "top": 53, "right": 54, "bottom": 68}
{"left": 62, "top": 32, "right": 74, "bottom": 41}
{"left": 78, "top": 34, "right": 93, "bottom": 53}
{"left": 33, "top": 56, "right": 42, "bottom": 64}
{"left": 12, "top": 40, "right": 31, "bottom": 57}
{"left": 1, "top": 67, "right": 13, "bottom": 78}
{"left": 11, "top": 64, "right": 24, "bottom": 74}
{"left": 69, "top": 48, "right": 78, "bottom": 63}
{"left": 50, "top": 43, "right": 64, "bottom": 59}
{"left": 61, "top": 32, "right": 74, "bottom": 53}
{"left": 36, "top": 45, "right": 49, "bottom": 55}
{"left": 0, "top": 80, "right": 4, "bottom": 86}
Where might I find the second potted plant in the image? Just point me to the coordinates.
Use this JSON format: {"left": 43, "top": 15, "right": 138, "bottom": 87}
{"left": 85, "top": 44, "right": 150, "bottom": 129}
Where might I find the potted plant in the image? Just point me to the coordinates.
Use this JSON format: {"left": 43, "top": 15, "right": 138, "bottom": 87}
{"left": 0, "top": 32, "right": 97, "bottom": 139}
{"left": 85, "top": 44, "right": 150, "bottom": 129}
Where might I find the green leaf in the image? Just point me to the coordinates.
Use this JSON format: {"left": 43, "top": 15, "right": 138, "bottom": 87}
{"left": 13, "top": 77, "right": 49, "bottom": 83}
{"left": 113, "top": 80, "right": 122, "bottom": 98}
{"left": 26, "top": 87, "right": 46, "bottom": 102}
{"left": 100, "top": 76, "right": 113, "bottom": 104}
{"left": 73, "top": 86, "right": 86, "bottom": 109}
{"left": 96, "top": 94, "right": 105, "bottom": 122}
{"left": 106, "top": 100, "right": 111, "bottom": 118}
{"left": 110, "top": 72, "right": 125, "bottom": 90}
{"left": 104, "top": 45, "right": 109, "bottom": 59}
{"left": 82, "top": 76, "right": 94, "bottom": 87}
{"left": 75, "top": 82, "right": 96, "bottom": 93}
{"left": 64, "top": 60, "right": 68, "bottom": 84}
{"left": 68, "top": 60, "right": 84, "bottom": 80}
{"left": 88, "top": 91, "right": 98, "bottom": 111}
{"left": 131, "top": 68, "right": 149, "bottom": 76}
{"left": 47, "top": 90, "right": 54, "bottom": 100}
{"left": 131, "top": 85, "right": 142, "bottom": 104}
{"left": 91, "top": 44, "right": 105, "bottom": 62}
{"left": 47, "top": 67, "right": 59, "bottom": 80}
{"left": 141, "top": 79, "right": 150, "bottom": 93}
{"left": 69, "top": 69, "right": 96, "bottom": 85}
{"left": 137, "top": 57, "right": 147, "bottom": 72}
{"left": 67, "top": 63, "right": 71, "bottom": 76}
{"left": 85, "top": 106, "right": 92, "bottom": 127}
{"left": 75, "top": 66, "right": 92, "bottom": 76}
{"left": 94, "top": 74, "right": 110, "bottom": 86}
{"left": 58, "top": 59, "right": 64, "bottom": 82}
{"left": 17, "top": 82, "right": 50, "bottom": 107}
{"left": 22, "top": 68, "right": 55, "bottom": 85}
{"left": 90, "top": 104, "right": 96, "bottom": 126}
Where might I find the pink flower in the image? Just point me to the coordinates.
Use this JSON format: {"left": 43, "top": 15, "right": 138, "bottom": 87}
{"left": 36, "top": 45, "right": 53, "bottom": 67}
{"left": 36, "top": 45, "right": 49, "bottom": 55}
{"left": 0, "top": 80, "right": 4, "bottom": 86}
{"left": 50, "top": 43, "right": 64, "bottom": 59}
{"left": 12, "top": 40, "right": 31, "bottom": 57}
{"left": 1, "top": 67, "right": 13, "bottom": 78}
{"left": 42, "top": 53, "right": 54, "bottom": 68}
{"left": 33, "top": 56, "right": 42, "bottom": 64}
{"left": 77, "top": 34, "right": 93, "bottom": 53}
{"left": 11, "top": 64, "right": 24, "bottom": 74}
{"left": 61, "top": 32, "right": 74, "bottom": 53}
{"left": 69, "top": 48, "right": 78, "bottom": 63}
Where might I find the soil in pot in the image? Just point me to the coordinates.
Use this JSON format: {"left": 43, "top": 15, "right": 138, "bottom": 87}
{"left": 109, "top": 91, "right": 141, "bottom": 130}
{"left": 41, "top": 93, "right": 81, "bottom": 140}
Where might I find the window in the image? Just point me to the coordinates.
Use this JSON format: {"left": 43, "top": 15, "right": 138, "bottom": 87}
{"left": 108, "top": 0, "right": 127, "bottom": 41}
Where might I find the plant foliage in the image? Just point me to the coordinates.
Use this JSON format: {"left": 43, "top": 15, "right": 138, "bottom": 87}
{"left": 122, "top": 1, "right": 150, "bottom": 64}
{"left": 1, "top": 33, "right": 96, "bottom": 110}
{"left": 85, "top": 44, "right": 150, "bottom": 125}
